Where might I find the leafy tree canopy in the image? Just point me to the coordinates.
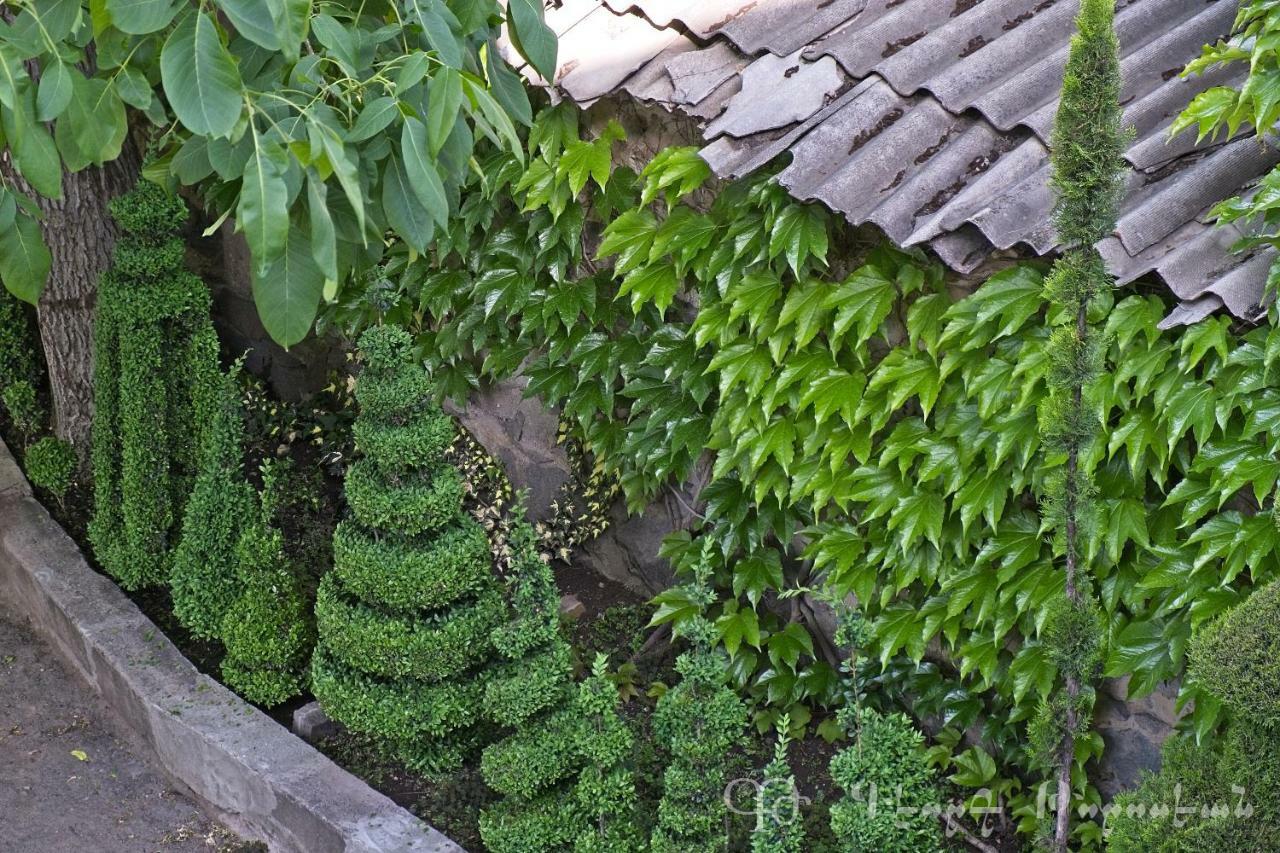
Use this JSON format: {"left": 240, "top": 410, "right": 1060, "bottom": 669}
{"left": 0, "top": 0, "right": 554, "bottom": 345}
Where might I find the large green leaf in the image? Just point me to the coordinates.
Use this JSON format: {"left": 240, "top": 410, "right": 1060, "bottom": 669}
{"left": 215, "top": 0, "right": 280, "bottom": 50}
{"left": 105, "top": 0, "right": 179, "bottom": 34}
{"left": 400, "top": 117, "right": 449, "bottom": 229}
{"left": 12, "top": 112, "right": 63, "bottom": 199}
{"left": 161, "top": 10, "right": 243, "bottom": 138}
{"left": 507, "top": 0, "right": 557, "bottom": 81}
{"left": 406, "top": 0, "right": 462, "bottom": 69}
{"left": 268, "top": 0, "right": 310, "bottom": 62}
{"left": 381, "top": 154, "right": 433, "bottom": 253}
{"left": 55, "top": 74, "right": 127, "bottom": 169}
{"left": 35, "top": 60, "right": 73, "bottom": 122}
{"left": 426, "top": 67, "right": 462, "bottom": 156}
{"left": 251, "top": 221, "right": 324, "bottom": 348}
{"left": 237, "top": 136, "right": 290, "bottom": 272}
{"left": 0, "top": 213, "right": 51, "bottom": 304}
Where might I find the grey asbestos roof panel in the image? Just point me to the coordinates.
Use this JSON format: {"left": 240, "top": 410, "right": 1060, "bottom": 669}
{"left": 545, "top": 0, "right": 1277, "bottom": 325}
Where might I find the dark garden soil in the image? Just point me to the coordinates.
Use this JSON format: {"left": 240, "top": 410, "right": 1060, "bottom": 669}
{"left": 0, "top": 607, "right": 259, "bottom": 853}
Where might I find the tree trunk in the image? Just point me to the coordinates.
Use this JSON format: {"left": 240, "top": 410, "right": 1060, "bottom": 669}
{"left": 21, "top": 144, "right": 140, "bottom": 452}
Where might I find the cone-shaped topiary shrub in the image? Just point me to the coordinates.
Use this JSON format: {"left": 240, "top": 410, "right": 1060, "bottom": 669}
{"left": 219, "top": 458, "right": 314, "bottom": 706}
{"left": 312, "top": 325, "right": 506, "bottom": 773}
{"left": 171, "top": 366, "right": 255, "bottom": 640}
{"left": 572, "top": 653, "right": 642, "bottom": 853}
{"left": 650, "top": 545, "right": 748, "bottom": 853}
{"left": 827, "top": 607, "right": 943, "bottom": 852}
{"left": 481, "top": 504, "right": 629, "bottom": 850}
{"left": 1107, "top": 578, "right": 1280, "bottom": 850}
{"left": 90, "top": 181, "right": 220, "bottom": 590}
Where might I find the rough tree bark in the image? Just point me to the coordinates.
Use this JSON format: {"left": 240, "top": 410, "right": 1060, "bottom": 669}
{"left": 31, "top": 145, "right": 141, "bottom": 452}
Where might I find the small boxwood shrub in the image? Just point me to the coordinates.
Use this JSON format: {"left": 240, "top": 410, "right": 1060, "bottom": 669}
{"left": 219, "top": 514, "right": 313, "bottom": 707}
{"left": 90, "top": 182, "right": 220, "bottom": 590}
{"left": 650, "top": 553, "right": 748, "bottom": 853}
{"left": 479, "top": 512, "right": 641, "bottom": 853}
{"left": 2, "top": 380, "right": 43, "bottom": 448}
{"left": 24, "top": 436, "right": 76, "bottom": 502}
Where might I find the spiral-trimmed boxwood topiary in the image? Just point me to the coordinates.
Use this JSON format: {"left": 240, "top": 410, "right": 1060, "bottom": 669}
{"left": 344, "top": 459, "right": 463, "bottom": 535}
{"left": 89, "top": 181, "right": 220, "bottom": 591}
{"left": 315, "top": 575, "right": 506, "bottom": 682}
{"left": 170, "top": 368, "right": 255, "bottom": 640}
{"left": 330, "top": 520, "right": 491, "bottom": 613}
{"left": 650, "top": 556, "right": 748, "bottom": 853}
{"left": 313, "top": 325, "right": 507, "bottom": 774}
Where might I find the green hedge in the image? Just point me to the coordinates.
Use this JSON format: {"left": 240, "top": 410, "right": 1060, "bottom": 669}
{"left": 484, "top": 642, "right": 575, "bottom": 728}
{"left": 331, "top": 519, "right": 490, "bottom": 613}
{"left": 24, "top": 437, "right": 75, "bottom": 500}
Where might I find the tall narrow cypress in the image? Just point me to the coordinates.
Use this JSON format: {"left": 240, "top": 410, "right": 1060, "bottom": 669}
{"left": 1032, "top": 1, "right": 1125, "bottom": 848}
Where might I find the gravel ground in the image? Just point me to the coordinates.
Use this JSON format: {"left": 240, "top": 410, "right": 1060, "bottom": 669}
{"left": 0, "top": 607, "right": 256, "bottom": 853}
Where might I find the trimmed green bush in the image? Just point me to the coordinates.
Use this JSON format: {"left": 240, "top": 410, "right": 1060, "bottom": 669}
{"left": 752, "top": 724, "right": 803, "bottom": 853}
{"left": 3, "top": 380, "right": 44, "bottom": 449}
{"left": 89, "top": 182, "right": 220, "bottom": 590}
{"left": 24, "top": 436, "right": 76, "bottom": 502}
{"left": 828, "top": 708, "right": 943, "bottom": 852}
{"left": 0, "top": 287, "right": 37, "bottom": 395}
{"left": 1189, "top": 579, "right": 1280, "bottom": 729}
{"left": 573, "top": 654, "right": 641, "bottom": 853}
{"left": 330, "top": 520, "right": 490, "bottom": 613}
{"left": 219, "top": 512, "right": 313, "bottom": 707}
{"left": 313, "top": 325, "right": 505, "bottom": 774}
{"left": 170, "top": 368, "right": 255, "bottom": 639}
{"left": 479, "top": 511, "right": 638, "bottom": 853}
{"left": 1107, "top": 579, "right": 1280, "bottom": 850}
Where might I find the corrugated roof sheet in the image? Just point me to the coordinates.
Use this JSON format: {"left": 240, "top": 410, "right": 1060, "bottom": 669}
{"left": 535, "top": 0, "right": 1278, "bottom": 326}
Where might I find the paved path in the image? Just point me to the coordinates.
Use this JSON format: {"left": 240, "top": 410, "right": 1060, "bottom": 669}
{"left": 0, "top": 608, "right": 253, "bottom": 853}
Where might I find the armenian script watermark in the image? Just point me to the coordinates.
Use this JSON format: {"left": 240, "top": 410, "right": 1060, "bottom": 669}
{"left": 722, "top": 777, "right": 1258, "bottom": 838}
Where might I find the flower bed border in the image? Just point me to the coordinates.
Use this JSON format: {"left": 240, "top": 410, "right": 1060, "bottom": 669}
{"left": 0, "top": 438, "right": 461, "bottom": 853}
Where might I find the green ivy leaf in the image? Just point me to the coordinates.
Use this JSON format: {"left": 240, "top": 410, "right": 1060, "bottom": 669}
{"left": 732, "top": 551, "right": 784, "bottom": 608}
